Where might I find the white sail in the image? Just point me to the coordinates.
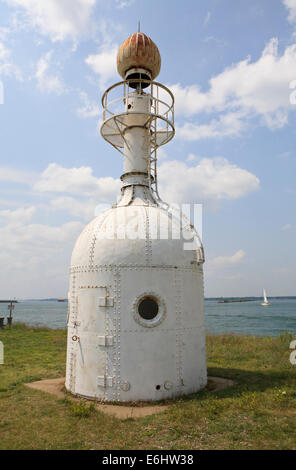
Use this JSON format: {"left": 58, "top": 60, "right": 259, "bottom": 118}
{"left": 262, "top": 288, "right": 271, "bottom": 306}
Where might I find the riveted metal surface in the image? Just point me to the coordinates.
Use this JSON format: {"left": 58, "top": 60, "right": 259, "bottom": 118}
{"left": 112, "top": 268, "right": 122, "bottom": 401}
{"left": 66, "top": 218, "right": 206, "bottom": 400}
{"left": 65, "top": 271, "right": 78, "bottom": 393}
{"left": 174, "top": 269, "right": 183, "bottom": 394}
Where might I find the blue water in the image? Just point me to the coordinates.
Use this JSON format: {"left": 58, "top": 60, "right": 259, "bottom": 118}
{"left": 1, "top": 298, "right": 295, "bottom": 337}
{"left": 205, "top": 298, "right": 296, "bottom": 337}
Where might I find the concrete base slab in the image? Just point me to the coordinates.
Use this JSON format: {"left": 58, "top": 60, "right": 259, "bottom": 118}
{"left": 25, "top": 376, "right": 235, "bottom": 419}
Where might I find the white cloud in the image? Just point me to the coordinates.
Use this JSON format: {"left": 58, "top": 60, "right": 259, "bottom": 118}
{"left": 115, "top": 0, "right": 135, "bottom": 7}
{"left": 213, "top": 250, "right": 246, "bottom": 266}
{"left": 4, "top": 0, "right": 96, "bottom": 42}
{"left": 0, "top": 166, "right": 35, "bottom": 184}
{"left": 0, "top": 42, "right": 9, "bottom": 61}
{"left": 0, "top": 27, "right": 11, "bottom": 42}
{"left": 157, "top": 148, "right": 170, "bottom": 160}
{"left": 262, "top": 110, "right": 288, "bottom": 130}
{"left": 283, "top": 0, "right": 296, "bottom": 23}
{"left": 0, "top": 40, "right": 22, "bottom": 80}
{"left": 205, "top": 250, "right": 247, "bottom": 282}
{"left": 176, "top": 112, "right": 245, "bottom": 140}
{"left": 0, "top": 219, "right": 83, "bottom": 297}
{"left": 0, "top": 206, "right": 35, "bottom": 224}
{"left": 85, "top": 44, "right": 118, "bottom": 90}
{"left": 1, "top": 158, "right": 259, "bottom": 222}
{"left": 186, "top": 153, "right": 198, "bottom": 162}
{"left": 35, "top": 50, "right": 66, "bottom": 94}
{"left": 170, "top": 38, "right": 296, "bottom": 136}
{"left": 208, "top": 250, "right": 246, "bottom": 269}
{"left": 76, "top": 91, "right": 100, "bottom": 118}
{"left": 32, "top": 158, "right": 259, "bottom": 219}
{"left": 50, "top": 196, "right": 96, "bottom": 221}
{"left": 169, "top": 83, "right": 208, "bottom": 117}
{"left": 158, "top": 157, "right": 260, "bottom": 204}
{"left": 34, "top": 163, "right": 121, "bottom": 201}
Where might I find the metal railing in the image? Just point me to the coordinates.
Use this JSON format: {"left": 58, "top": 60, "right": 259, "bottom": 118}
{"left": 101, "top": 79, "right": 175, "bottom": 204}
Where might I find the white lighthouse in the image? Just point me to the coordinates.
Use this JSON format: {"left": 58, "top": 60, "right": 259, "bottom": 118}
{"left": 65, "top": 31, "right": 207, "bottom": 401}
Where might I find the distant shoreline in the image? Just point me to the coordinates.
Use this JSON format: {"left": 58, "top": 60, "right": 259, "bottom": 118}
{"left": 205, "top": 296, "right": 296, "bottom": 301}
{"left": 9, "top": 296, "right": 296, "bottom": 302}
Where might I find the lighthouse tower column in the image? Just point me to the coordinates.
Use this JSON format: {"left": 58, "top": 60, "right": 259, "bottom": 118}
{"left": 65, "top": 30, "right": 207, "bottom": 402}
{"left": 122, "top": 90, "right": 151, "bottom": 180}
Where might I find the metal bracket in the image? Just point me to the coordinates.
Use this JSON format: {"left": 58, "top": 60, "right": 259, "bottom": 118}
{"left": 99, "top": 297, "right": 114, "bottom": 307}
{"left": 97, "top": 375, "right": 114, "bottom": 388}
{"left": 98, "top": 336, "right": 114, "bottom": 347}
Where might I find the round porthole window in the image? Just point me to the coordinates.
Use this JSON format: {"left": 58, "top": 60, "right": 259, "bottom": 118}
{"left": 138, "top": 297, "right": 159, "bottom": 320}
{"left": 133, "top": 293, "right": 165, "bottom": 328}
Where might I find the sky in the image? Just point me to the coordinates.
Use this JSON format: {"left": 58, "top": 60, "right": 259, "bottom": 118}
{"left": 0, "top": 0, "right": 295, "bottom": 299}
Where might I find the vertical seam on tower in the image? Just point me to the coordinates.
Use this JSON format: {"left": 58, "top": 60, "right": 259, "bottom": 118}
{"left": 89, "top": 213, "right": 110, "bottom": 268}
{"left": 112, "top": 268, "right": 121, "bottom": 401}
{"left": 117, "top": 269, "right": 121, "bottom": 400}
{"left": 103, "top": 281, "right": 108, "bottom": 401}
{"left": 70, "top": 272, "right": 76, "bottom": 323}
{"left": 112, "top": 269, "right": 117, "bottom": 401}
{"left": 144, "top": 206, "right": 152, "bottom": 266}
{"left": 69, "top": 272, "right": 77, "bottom": 394}
{"left": 175, "top": 269, "right": 183, "bottom": 394}
{"left": 143, "top": 186, "right": 150, "bottom": 206}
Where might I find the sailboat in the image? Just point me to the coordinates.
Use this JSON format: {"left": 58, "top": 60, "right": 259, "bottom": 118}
{"left": 261, "top": 288, "right": 271, "bottom": 306}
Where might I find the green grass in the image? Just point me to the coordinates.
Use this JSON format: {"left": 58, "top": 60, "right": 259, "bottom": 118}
{"left": 0, "top": 323, "right": 296, "bottom": 449}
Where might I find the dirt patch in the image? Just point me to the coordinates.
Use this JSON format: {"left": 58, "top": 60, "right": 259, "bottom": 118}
{"left": 206, "top": 376, "right": 235, "bottom": 392}
{"left": 26, "top": 378, "right": 65, "bottom": 399}
{"left": 25, "top": 376, "right": 234, "bottom": 419}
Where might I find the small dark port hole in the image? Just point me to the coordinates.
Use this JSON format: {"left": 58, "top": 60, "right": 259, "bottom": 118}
{"left": 138, "top": 297, "right": 159, "bottom": 320}
{"left": 128, "top": 104, "right": 132, "bottom": 109}
{"left": 156, "top": 385, "right": 161, "bottom": 390}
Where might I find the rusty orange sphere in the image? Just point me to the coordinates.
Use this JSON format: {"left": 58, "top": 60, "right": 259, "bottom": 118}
{"left": 117, "top": 32, "right": 161, "bottom": 81}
